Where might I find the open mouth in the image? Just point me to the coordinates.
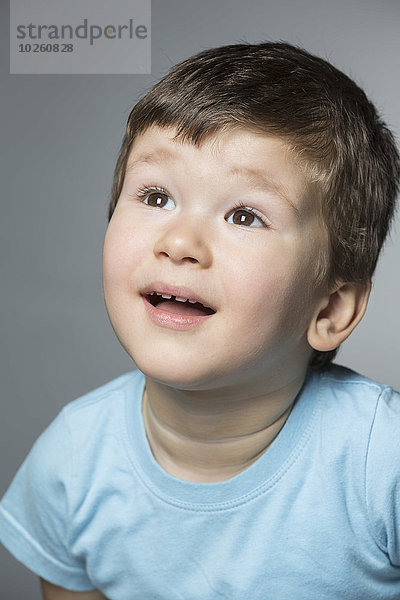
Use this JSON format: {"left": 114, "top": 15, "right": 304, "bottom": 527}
{"left": 145, "top": 292, "right": 216, "bottom": 317}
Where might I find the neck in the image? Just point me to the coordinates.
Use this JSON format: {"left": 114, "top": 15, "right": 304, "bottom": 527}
{"left": 142, "top": 375, "right": 305, "bottom": 483}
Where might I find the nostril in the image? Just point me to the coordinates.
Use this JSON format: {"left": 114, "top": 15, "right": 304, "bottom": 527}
{"left": 158, "top": 252, "right": 198, "bottom": 263}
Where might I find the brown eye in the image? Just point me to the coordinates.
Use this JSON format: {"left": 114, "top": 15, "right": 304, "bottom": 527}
{"left": 226, "top": 208, "right": 265, "bottom": 228}
{"left": 232, "top": 210, "right": 255, "bottom": 226}
{"left": 146, "top": 192, "right": 169, "bottom": 207}
{"left": 141, "top": 190, "right": 175, "bottom": 211}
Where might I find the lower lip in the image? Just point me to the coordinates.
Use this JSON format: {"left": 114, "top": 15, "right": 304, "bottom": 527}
{"left": 142, "top": 296, "right": 214, "bottom": 331}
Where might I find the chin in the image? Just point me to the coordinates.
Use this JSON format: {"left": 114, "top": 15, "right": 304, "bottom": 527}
{"left": 129, "top": 351, "right": 222, "bottom": 391}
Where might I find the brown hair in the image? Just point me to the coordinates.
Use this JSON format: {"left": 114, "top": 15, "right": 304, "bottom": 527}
{"left": 108, "top": 42, "right": 400, "bottom": 369}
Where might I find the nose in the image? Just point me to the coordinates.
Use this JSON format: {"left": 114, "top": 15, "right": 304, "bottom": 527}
{"left": 153, "top": 219, "right": 213, "bottom": 268}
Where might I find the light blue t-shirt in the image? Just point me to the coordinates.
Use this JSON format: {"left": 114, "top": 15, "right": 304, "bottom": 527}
{"left": 1, "top": 365, "right": 400, "bottom": 599}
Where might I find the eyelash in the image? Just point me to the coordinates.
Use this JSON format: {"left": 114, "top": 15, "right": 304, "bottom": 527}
{"left": 134, "top": 186, "right": 270, "bottom": 228}
{"left": 136, "top": 185, "right": 168, "bottom": 200}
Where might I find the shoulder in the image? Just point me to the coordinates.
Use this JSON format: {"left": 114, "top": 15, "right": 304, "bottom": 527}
{"left": 305, "top": 364, "right": 399, "bottom": 480}
{"left": 361, "top": 373, "right": 400, "bottom": 559}
{"left": 0, "top": 370, "right": 145, "bottom": 569}
{"left": 66, "top": 369, "right": 144, "bottom": 413}
{"left": 54, "top": 370, "right": 145, "bottom": 473}
{"left": 19, "top": 369, "right": 144, "bottom": 489}
{"left": 63, "top": 369, "right": 144, "bottom": 432}
{"left": 318, "top": 363, "right": 388, "bottom": 396}
{"left": 316, "top": 365, "right": 400, "bottom": 561}
{"left": 313, "top": 363, "right": 400, "bottom": 452}
{"left": 0, "top": 373, "right": 145, "bottom": 591}
{"left": 315, "top": 363, "right": 395, "bottom": 421}
{"left": 316, "top": 363, "right": 400, "bottom": 450}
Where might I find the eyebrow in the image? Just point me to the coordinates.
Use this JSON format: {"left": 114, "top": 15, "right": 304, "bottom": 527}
{"left": 126, "top": 149, "right": 300, "bottom": 216}
{"left": 227, "top": 166, "right": 300, "bottom": 216}
{"left": 126, "top": 149, "right": 177, "bottom": 171}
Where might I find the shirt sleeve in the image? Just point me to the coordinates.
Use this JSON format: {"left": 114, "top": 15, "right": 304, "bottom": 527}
{"left": 366, "top": 386, "right": 400, "bottom": 566}
{"left": 0, "top": 408, "right": 94, "bottom": 591}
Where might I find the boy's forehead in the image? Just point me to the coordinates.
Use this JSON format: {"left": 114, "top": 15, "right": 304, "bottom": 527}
{"left": 128, "top": 125, "right": 292, "bottom": 165}
{"left": 126, "top": 126, "right": 315, "bottom": 215}
{"left": 128, "top": 127, "right": 302, "bottom": 180}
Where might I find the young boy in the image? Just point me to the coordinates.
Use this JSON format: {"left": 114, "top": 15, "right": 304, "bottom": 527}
{"left": 1, "top": 42, "right": 400, "bottom": 600}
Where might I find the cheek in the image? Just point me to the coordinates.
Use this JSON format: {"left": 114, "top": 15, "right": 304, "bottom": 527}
{"left": 102, "top": 217, "right": 147, "bottom": 290}
{"left": 102, "top": 222, "right": 148, "bottom": 350}
{"left": 222, "top": 240, "right": 315, "bottom": 334}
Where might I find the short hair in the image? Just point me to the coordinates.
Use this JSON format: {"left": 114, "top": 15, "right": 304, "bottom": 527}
{"left": 107, "top": 41, "right": 400, "bottom": 369}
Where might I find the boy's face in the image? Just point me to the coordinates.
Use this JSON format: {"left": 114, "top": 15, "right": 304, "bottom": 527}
{"left": 103, "top": 126, "right": 328, "bottom": 395}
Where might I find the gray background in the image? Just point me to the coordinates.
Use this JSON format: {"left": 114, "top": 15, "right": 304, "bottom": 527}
{"left": 1, "top": 0, "right": 399, "bottom": 597}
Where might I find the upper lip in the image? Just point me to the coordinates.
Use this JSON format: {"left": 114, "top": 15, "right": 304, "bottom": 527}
{"left": 141, "top": 282, "right": 216, "bottom": 312}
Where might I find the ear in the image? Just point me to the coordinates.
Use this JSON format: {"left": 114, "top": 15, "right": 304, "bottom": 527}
{"left": 307, "top": 281, "right": 371, "bottom": 352}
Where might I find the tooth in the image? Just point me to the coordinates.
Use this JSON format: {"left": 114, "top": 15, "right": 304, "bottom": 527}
{"left": 161, "top": 294, "right": 172, "bottom": 299}
{"left": 175, "top": 296, "right": 187, "bottom": 302}
{"left": 188, "top": 299, "right": 197, "bottom": 304}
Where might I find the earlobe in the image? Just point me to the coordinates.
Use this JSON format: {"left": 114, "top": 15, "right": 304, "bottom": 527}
{"left": 307, "top": 281, "right": 371, "bottom": 352}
